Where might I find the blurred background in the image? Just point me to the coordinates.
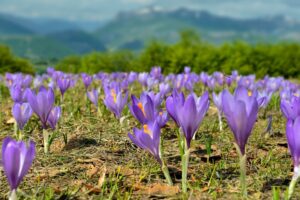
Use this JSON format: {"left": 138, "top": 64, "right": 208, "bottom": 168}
{"left": 1, "top": 0, "right": 300, "bottom": 77}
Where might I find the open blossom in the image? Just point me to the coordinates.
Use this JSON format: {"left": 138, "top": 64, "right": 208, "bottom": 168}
{"left": 47, "top": 106, "right": 61, "bottom": 130}
{"left": 166, "top": 91, "right": 210, "bottom": 148}
{"left": 159, "top": 83, "right": 171, "bottom": 97}
{"left": 12, "top": 103, "right": 33, "bottom": 130}
{"left": 281, "top": 95, "right": 300, "bottom": 120}
{"left": 2, "top": 137, "right": 35, "bottom": 191}
{"left": 212, "top": 92, "right": 223, "bottom": 113}
{"left": 286, "top": 117, "right": 300, "bottom": 167}
{"left": 103, "top": 84, "right": 128, "bottom": 118}
{"left": 166, "top": 90, "right": 185, "bottom": 126}
{"left": 81, "top": 73, "right": 93, "bottom": 89}
{"left": 222, "top": 86, "right": 259, "bottom": 155}
{"left": 87, "top": 89, "right": 99, "bottom": 107}
{"left": 257, "top": 90, "right": 273, "bottom": 108}
{"left": 26, "top": 87, "right": 55, "bottom": 128}
{"left": 57, "top": 76, "right": 71, "bottom": 97}
{"left": 130, "top": 93, "right": 168, "bottom": 127}
{"left": 10, "top": 85, "right": 28, "bottom": 103}
{"left": 128, "top": 121, "right": 162, "bottom": 164}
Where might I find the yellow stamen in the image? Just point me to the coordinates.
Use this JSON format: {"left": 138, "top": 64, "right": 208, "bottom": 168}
{"left": 111, "top": 89, "right": 117, "bottom": 103}
{"left": 248, "top": 90, "right": 252, "bottom": 97}
{"left": 143, "top": 124, "right": 152, "bottom": 136}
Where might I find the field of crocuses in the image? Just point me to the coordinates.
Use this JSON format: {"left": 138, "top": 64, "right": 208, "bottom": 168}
{"left": 0, "top": 67, "right": 299, "bottom": 199}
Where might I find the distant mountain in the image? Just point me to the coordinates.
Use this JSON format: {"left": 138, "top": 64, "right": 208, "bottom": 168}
{"left": 0, "top": 15, "right": 33, "bottom": 35}
{"left": 0, "top": 13, "right": 106, "bottom": 59}
{"left": 94, "top": 7, "right": 300, "bottom": 50}
{"left": 26, "top": 18, "right": 81, "bottom": 34}
{"left": 1, "top": 7, "right": 300, "bottom": 59}
{"left": 0, "top": 35, "right": 76, "bottom": 59}
{"left": 47, "top": 30, "right": 106, "bottom": 54}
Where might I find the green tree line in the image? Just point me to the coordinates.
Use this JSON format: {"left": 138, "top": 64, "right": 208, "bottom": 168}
{"left": 56, "top": 31, "right": 300, "bottom": 78}
{"left": 1, "top": 31, "right": 300, "bottom": 78}
{"left": 0, "top": 45, "right": 34, "bottom": 74}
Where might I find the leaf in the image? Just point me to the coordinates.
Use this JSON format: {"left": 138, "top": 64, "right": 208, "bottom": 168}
{"left": 137, "top": 183, "right": 180, "bottom": 196}
{"left": 86, "top": 165, "right": 99, "bottom": 178}
{"left": 98, "top": 165, "right": 106, "bottom": 188}
{"left": 6, "top": 117, "right": 15, "bottom": 124}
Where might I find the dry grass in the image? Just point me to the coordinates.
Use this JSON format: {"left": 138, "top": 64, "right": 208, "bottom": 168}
{"left": 0, "top": 84, "right": 298, "bottom": 199}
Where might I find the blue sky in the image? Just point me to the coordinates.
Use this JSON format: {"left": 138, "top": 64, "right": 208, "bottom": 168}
{"left": 0, "top": 0, "right": 299, "bottom": 21}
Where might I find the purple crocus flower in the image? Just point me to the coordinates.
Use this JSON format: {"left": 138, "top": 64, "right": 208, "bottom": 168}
{"left": 200, "top": 72, "right": 209, "bottom": 86}
{"left": 184, "top": 66, "right": 191, "bottom": 74}
{"left": 212, "top": 92, "right": 223, "bottom": 113}
{"left": 145, "top": 91, "right": 163, "bottom": 109}
{"left": 156, "top": 111, "right": 169, "bottom": 127}
{"left": 166, "top": 91, "right": 210, "bottom": 148}
{"left": 127, "top": 72, "right": 137, "bottom": 83}
{"left": 87, "top": 89, "right": 99, "bottom": 107}
{"left": 207, "top": 77, "right": 216, "bottom": 90}
{"left": 2, "top": 137, "right": 35, "bottom": 191}
{"left": 57, "top": 77, "right": 71, "bottom": 97}
{"left": 281, "top": 95, "right": 300, "bottom": 120}
{"left": 286, "top": 117, "right": 300, "bottom": 198}
{"left": 150, "top": 66, "right": 162, "bottom": 80}
{"left": 130, "top": 93, "right": 168, "bottom": 127}
{"left": 103, "top": 86, "right": 128, "bottom": 119}
{"left": 81, "top": 73, "right": 93, "bottom": 89}
{"left": 159, "top": 83, "right": 171, "bottom": 97}
{"left": 225, "top": 76, "right": 233, "bottom": 87}
{"left": 128, "top": 121, "right": 162, "bottom": 164}
{"left": 213, "top": 71, "right": 224, "bottom": 86}
{"left": 47, "top": 67, "right": 55, "bottom": 76}
{"left": 213, "top": 91, "right": 224, "bottom": 131}
{"left": 47, "top": 106, "right": 61, "bottom": 130}
{"left": 222, "top": 86, "right": 259, "bottom": 155}
{"left": 166, "top": 90, "right": 185, "bottom": 126}
{"left": 12, "top": 103, "right": 33, "bottom": 130}
{"left": 26, "top": 87, "right": 55, "bottom": 128}
{"left": 130, "top": 94, "right": 155, "bottom": 124}
{"left": 286, "top": 117, "right": 300, "bottom": 167}
{"left": 257, "top": 90, "right": 273, "bottom": 108}
{"left": 138, "top": 73, "right": 148, "bottom": 87}
{"left": 10, "top": 85, "right": 27, "bottom": 103}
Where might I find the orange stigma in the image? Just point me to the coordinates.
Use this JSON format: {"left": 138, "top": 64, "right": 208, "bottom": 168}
{"left": 143, "top": 124, "right": 151, "bottom": 135}
{"left": 111, "top": 89, "right": 117, "bottom": 103}
{"left": 137, "top": 102, "right": 146, "bottom": 116}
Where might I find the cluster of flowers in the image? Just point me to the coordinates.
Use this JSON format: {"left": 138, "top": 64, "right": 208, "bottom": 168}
{"left": 0, "top": 66, "right": 299, "bottom": 198}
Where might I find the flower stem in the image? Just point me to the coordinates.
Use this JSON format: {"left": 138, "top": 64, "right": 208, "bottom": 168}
{"left": 43, "top": 129, "right": 50, "bottom": 154}
{"left": 97, "top": 106, "right": 102, "bottom": 118}
{"left": 14, "top": 122, "right": 23, "bottom": 140}
{"left": 9, "top": 189, "right": 17, "bottom": 200}
{"left": 218, "top": 111, "right": 223, "bottom": 131}
{"left": 234, "top": 143, "right": 247, "bottom": 198}
{"left": 239, "top": 154, "right": 247, "bottom": 198}
{"left": 162, "top": 163, "right": 173, "bottom": 186}
{"left": 182, "top": 140, "right": 190, "bottom": 193}
{"left": 288, "top": 177, "right": 298, "bottom": 199}
{"left": 159, "top": 134, "right": 173, "bottom": 186}
{"left": 288, "top": 166, "right": 300, "bottom": 199}
{"left": 177, "top": 128, "right": 184, "bottom": 157}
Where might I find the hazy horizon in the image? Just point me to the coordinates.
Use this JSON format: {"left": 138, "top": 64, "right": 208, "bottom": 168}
{"left": 1, "top": 0, "right": 300, "bottom": 22}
